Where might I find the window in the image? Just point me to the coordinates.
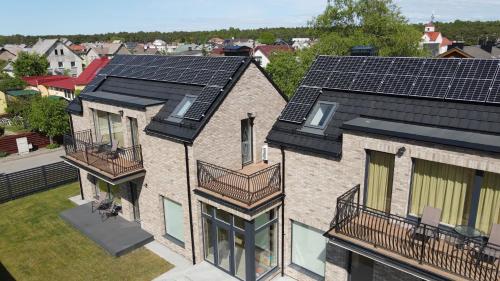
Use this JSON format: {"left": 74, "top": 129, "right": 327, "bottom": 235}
{"left": 58, "top": 61, "right": 63, "bottom": 68}
{"left": 305, "top": 102, "right": 336, "bottom": 129}
{"left": 93, "top": 110, "right": 124, "bottom": 147}
{"left": 172, "top": 95, "right": 196, "bottom": 118}
{"left": 365, "top": 151, "right": 395, "bottom": 213}
{"left": 54, "top": 49, "right": 58, "bottom": 55}
{"left": 292, "top": 221, "right": 326, "bottom": 277}
{"left": 60, "top": 49, "right": 64, "bottom": 55}
{"left": 70, "top": 61, "right": 75, "bottom": 67}
{"left": 475, "top": 172, "right": 500, "bottom": 233}
{"left": 96, "top": 179, "right": 121, "bottom": 204}
{"left": 163, "top": 198, "right": 185, "bottom": 245}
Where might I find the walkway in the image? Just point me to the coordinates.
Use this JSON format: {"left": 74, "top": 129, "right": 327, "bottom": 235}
{"left": 0, "top": 147, "right": 65, "bottom": 173}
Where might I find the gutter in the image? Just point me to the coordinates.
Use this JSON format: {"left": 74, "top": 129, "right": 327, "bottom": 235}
{"left": 184, "top": 143, "right": 196, "bottom": 264}
{"left": 280, "top": 146, "right": 286, "bottom": 277}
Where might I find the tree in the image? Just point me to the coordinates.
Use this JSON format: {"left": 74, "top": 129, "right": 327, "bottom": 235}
{"left": 12, "top": 52, "right": 49, "bottom": 77}
{"left": 27, "top": 97, "right": 69, "bottom": 143}
{"left": 258, "top": 32, "right": 276, "bottom": 45}
{"left": 267, "top": 0, "right": 427, "bottom": 97}
{"left": 0, "top": 73, "right": 27, "bottom": 93}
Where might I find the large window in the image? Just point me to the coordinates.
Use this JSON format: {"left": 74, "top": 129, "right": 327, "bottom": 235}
{"left": 173, "top": 95, "right": 196, "bottom": 118}
{"left": 475, "top": 172, "right": 500, "bottom": 233}
{"left": 93, "top": 110, "right": 124, "bottom": 147}
{"left": 163, "top": 198, "right": 185, "bottom": 245}
{"left": 291, "top": 221, "right": 326, "bottom": 277}
{"left": 96, "top": 179, "right": 121, "bottom": 204}
{"left": 255, "top": 210, "right": 278, "bottom": 279}
{"left": 365, "top": 151, "right": 395, "bottom": 213}
{"left": 305, "top": 101, "right": 337, "bottom": 129}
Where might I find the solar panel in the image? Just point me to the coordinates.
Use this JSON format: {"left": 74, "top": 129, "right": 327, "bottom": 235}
{"left": 184, "top": 86, "right": 223, "bottom": 120}
{"left": 311, "top": 56, "right": 341, "bottom": 72}
{"left": 350, "top": 74, "right": 385, "bottom": 92}
{"left": 446, "top": 78, "right": 492, "bottom": 102}
{"left": 410, "top": 77, "right": 452, "bottom": 98}
{"left": 418, "top": 59, "right": 459, "bottom": 78}
{"left": 302, "top": 71, "right": 331, "bottom": 87}
{"left": 208, "top": 71, "right": 233, "bottom": 87}
{"left": 325, "top": 72, "right": 356, "bottom": 90}
{"left": 487, "top": 75, "right": 500, "bottom": 103}
{"left": 193, "top": 70, "right": 215, "bottom": 85}
{"left": 379, "top": 75, "right": 417, "bottom": 96}
{"left": 279, "top": 87, "right": 321, "bottom": 123}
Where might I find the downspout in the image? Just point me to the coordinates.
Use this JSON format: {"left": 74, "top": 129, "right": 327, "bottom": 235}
{"left": 280, "top": 146, "right": 286, "bottom": 277}
{"left": 184, "top": 143, "right": 196, "bottom": 265}
{"left": 69, "top": 113, "right": 84, "bottom": 200}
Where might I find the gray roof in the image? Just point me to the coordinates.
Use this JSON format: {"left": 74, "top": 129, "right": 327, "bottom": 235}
{"left": 30, "top": 39, "right": 58, "bottom": 55}
{"left": 80, "top": 90, "right": 165, "bottom": 110}
{"left": 462, "top": 46, "right": 500, "bottom": 59}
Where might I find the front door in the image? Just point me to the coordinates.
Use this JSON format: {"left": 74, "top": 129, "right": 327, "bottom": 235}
{"left": 241, "top": 119, "right": 253, "bottom": 165}
{"left": 129, "top": 182, "right": 140, "bottom": 222}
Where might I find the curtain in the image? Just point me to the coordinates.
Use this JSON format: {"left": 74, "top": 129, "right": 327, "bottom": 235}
{"left": 366, "top": 151, "right": 395, "bottom": 213}
{"left": 410, "top": 160, "right": 474, "bottom": 226}
{"left": 475, "top": 172, "right": 500, "bottom": 234}
{"left": 109, "top": 113, "right": 124, "bottom": 147}
{"left": 96, "top": 110, "right": 110, "bottom": 143}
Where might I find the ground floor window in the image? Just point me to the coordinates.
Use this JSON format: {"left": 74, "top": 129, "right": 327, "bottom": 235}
{"left": 349, "top": 252, "right": 421, "bottom": 281}
{"left": 291, "top": 221, "right": 326, "bottom": 277}
{"left": 163, "top": 197, "right": 185, "bottom": 246}
{"left": 201, "top": 203, "right": 279, "bottom": 281}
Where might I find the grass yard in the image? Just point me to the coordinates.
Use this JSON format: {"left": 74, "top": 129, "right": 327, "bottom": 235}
{"left": 0, "top": 182, "right": 173, "bottom": 281}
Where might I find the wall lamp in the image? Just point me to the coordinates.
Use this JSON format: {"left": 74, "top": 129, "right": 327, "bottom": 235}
{"left": 396, "top": 146, "right": 406, "bottom": 157}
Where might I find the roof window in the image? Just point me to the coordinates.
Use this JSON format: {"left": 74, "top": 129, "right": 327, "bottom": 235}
{"left": 167, "top": 95, "right": 196, "bottom": 122}
{"left": 304, "top": 101, "right": 337, "bottom": 130}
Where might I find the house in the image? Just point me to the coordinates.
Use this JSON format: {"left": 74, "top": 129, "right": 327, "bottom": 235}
{"left": 23, "top": 75, "right": 69, "bottom": 96}
{"left": 266, "top": 55, "right": 500, "bottom": 281}
{"left": 421, "top": 22, "right": 452, "bottom": 56}
{"left": 85, "top": 43, "right": 131, "bottom": 65}
{"left": 152, "top": 39, "right": 167, "bottom": 52}
{"left": 64, "top": 54, "right": 287, "bottom": 281}
{"left": 69, "top": 44, "right": 87, "bottom": 56}
{"left": 29, "top": 38, "right": 84, "bottom": 77}
{"left": 253, "top": 45, "right": 293, "bottom": 68}
{"left": 0, "top": 44, "right": 26, "bottom": 61}
{"left": 224, "top": 46, "right": 253, "bottom": 57}
{"left": 440, "top": 40, "right": 500, "bottom": 59}
{"left": 292, "top": 37, "right": 312, "bottom": 50}
{"left": 131, "top": 44, "right": 160, "bottom": 55}
{"left": 0, "top": 90, "right": 7, "bottom": 114}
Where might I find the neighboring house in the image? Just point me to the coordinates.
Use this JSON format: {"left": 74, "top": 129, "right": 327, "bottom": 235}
{"left": 224, "top": 46, "right": 253, "bottom": 57}
{"left": 29, "top": 38, "right": 84, "bottom": 77}
{"left": 440, "top": 41, "right": 500, "bottom": 59}
{"left": 292, "top": 37, "right": 312, "bottom": 50}
{"left": 0, "top": 44, "right": 25, "bottom": 61}
{"left": 0, "top": 90, "right": 7, "bottom": 114}
{"left": 75, "top": 57, "right": 110, "bottom": 91}
{"left": 208, "top": 37, "right": 224, "bottom": 46}
{"left": 64, "top": 54, "right": 287, "bottom": 281}
{"left": 131, "top": 44, "right": 160, "bottom": 55}
{"left": 152, "top": 39, "right": 167, "bottom": 52}
{"left": 266, "top": 55, "right": 500, "bottom": 281}
{"left": 253, "top": 45, "right": 293, "bottom": 68}
{"left": 69, "top": 44, "right": 87, "bottom": 56}
{"left": 209, "top": 47, "right": 225, "bottom": 57}
{"left": 23, "top": 75, "right": 69, "bottom": 97}
{"left": 421, "top": 22, "right": 452, "bottom": 56}
{"left": 85, "top": 43, "right": 131, "bottom": 65}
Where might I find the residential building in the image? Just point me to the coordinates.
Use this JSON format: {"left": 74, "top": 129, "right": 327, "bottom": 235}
{"left": 152, "top": 39, "right": 167, "bottom": 52}
{"left": 131, "top": 44, "right": 160, "bottom": 55}
{"left": 23, "top": 75, "right": 69, "bottom": 96}
{"left": 421, "top": 22, "right": 452, "bottom": 56}
{"left": 266, "top": 55, "right": 500, "bottom": 281}
{"left": 74, "top": 57, "right": 110, "bottom": 91}
{"left": 253, "top": 45, "right": 293, "bottom": 68}
{"left": 85, "top": 43, "right": 131, "bottom": 65}
{"left": 292, "top": 38, "right": 312, "bottom": 50}
{"left": 224, "top": 46, "right": 253, "bottom": 57}
{"left": 30, "top": 38, "right": 84, "bottom": 77}
{"left": 0, "top": 90, "right": 7, "bottom": 114}
{"left": 0, "top": 44, "right": 26, "bottom": 61}
{"left": 440, "top": 40, "right": 500, "bottom": 59}
{"left": 64, "top": 54, "right": 287, "bottom": 281}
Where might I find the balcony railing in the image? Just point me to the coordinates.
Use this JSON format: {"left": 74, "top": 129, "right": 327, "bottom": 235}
{"left": 197, "top": 160, "right": 281, "bottom": 206}
{"left": 63, "top": 129, "right": 144, "bottom": 177}
{"left": 329, "top": 186, "right": 500, "bottom": 281}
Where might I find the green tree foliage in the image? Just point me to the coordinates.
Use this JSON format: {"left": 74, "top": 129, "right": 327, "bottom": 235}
{"left": 258, "top": 32, "right": 277, "bottom": 45}
{"left": 0, "top": 73, "right": 27, "bottom": 92}
{"left": 27, "top": 97, "right": 69, "bottom": 143}
{"left": 267, "top": 0, "right": 427, "bottom": 97}
{"left": 12, "top": 52, "right": 49, "bottom": 77}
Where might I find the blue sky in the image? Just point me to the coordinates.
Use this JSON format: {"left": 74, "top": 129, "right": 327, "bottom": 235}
{"left": 1, "top": 0, "right": 499, "bottom": 35}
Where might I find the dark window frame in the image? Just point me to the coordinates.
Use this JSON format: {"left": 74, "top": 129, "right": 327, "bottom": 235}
{"left": 290, "top": 220, "right": 327, "bottom": 280}
{"left": 304, "top": 101, "right": 337, "bottom": 130}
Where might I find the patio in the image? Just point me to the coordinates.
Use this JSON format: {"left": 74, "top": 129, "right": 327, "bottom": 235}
{"left": 60, "top": 203, "right": 154, "bottom": 257}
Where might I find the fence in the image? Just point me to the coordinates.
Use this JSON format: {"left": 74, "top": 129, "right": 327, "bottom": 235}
{"left": 0, "top": 161, "right": 78, "bottom": 203}
{"left": 0, "top": 132, "right": 51, "bottom": 154}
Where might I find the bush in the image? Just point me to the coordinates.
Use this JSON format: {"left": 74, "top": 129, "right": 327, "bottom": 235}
{"left": 0, "top": 151, "right": 8, "bottom": 157}
{"left": 0, "top": 126, "right": 4, "bottom": 136}
{"left": 46, "top": 143, "right": 60, "bottom": 149}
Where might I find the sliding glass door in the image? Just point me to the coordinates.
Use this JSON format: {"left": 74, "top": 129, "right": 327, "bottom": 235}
{"left": 93, "top": 110, "right": 124, "bottom": 147}
{"left": 365, "top": 151, "right": 395, "bottom": 213}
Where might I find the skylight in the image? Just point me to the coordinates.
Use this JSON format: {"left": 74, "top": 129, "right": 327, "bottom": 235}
{"left": 304, "top": 101, "right": 337, "bottom": 130}
{"left": 173, "top": 95, "right": 196, "bottom": 118}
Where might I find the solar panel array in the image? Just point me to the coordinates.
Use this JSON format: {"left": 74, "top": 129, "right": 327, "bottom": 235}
{"left": 279, "top": 56, "right": 500, "bottom": 123}
{"left": 82, "top": 55, "right": 246, "bottom": 121}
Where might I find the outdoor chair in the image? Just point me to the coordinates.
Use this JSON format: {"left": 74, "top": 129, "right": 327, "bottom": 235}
{"left": 100, "top": 201, "right": 121, "bottom": 221}
{"left": 409, "top": 206, "right": 442, "bottom": 243}
{"left": 91, "top": 194, "right": 111, "bottom": 213}
{"left": 105, "top": 140, "right": 119, "bottom": 160}
{"left": 470, "top": 224, "right": 500, "bottom": 265}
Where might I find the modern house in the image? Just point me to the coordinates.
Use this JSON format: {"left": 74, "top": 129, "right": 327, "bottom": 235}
{"left": 64, "top": 55, "right": 287, "bottom": 281}
{"left": 30, "top": 38, "right": 84, "bottom": 77}
{"left": 266, "top": 56, "right": 500, "bottom": 281}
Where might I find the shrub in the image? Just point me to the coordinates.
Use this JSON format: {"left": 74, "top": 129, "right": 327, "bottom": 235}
{"left": 46, "top": 143, "right": 60, "bottom": 149}
{"left": 0, "top": 126, "right": 4, "bottom": 136}
{"left": 0, "top": 151, "right": 8, "bottom": 157}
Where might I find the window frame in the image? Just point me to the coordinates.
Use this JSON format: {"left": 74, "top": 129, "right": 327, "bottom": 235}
{"left": 290, "top": 220, "right": 326, "bottom": 279}
{"left": 58, "top": 61, "right": 63, "bottom": 68}
{"left": 304, "top": 101, "right": 337, "bottom": 130}
{"left": 162, "top": 197, "right": 185, "bottom": 247}
{"left": 167, "top": 95, "right": 197, "bottom": 122}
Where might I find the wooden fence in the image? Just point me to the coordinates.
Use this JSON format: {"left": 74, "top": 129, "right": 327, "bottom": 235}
{"left": 0, "top": 132, "right": 51, "bottom": 154}
{"left": 0, "top": 161, "right": 78, "bottom": 203}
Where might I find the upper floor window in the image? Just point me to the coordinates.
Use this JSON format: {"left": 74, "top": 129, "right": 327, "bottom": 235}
{"left": 58, "top": 61, "right": 63, "bottom": 68}
{"left": 54, "top": 49, "right": 58, "bottom": 55}
{"left": 305, "top": 101, "right": 337, "bottom": 129}
{"left": 70, "top": 61, "right": 75, "bottom": 67}
{"left": 173, "top": 95, "right": 196, "bottom": 118}
{"left": 60, "top": 49, "right": 64, "bottom": 55}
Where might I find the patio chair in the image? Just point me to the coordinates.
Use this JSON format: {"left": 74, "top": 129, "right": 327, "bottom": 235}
{"left": 101, "top": 201, "right": 121, "bottom": 221}
{"left": 105, "top": 140, "right": 119, "bottom": 160}
{"left": 409, "top": 206, "right": 442, "bottom": 242}
{"left": 91, "top": 194, "right": 110, "bottom": 213}
{"left": 470, "top": 224, "right": 500, "bottom": 265}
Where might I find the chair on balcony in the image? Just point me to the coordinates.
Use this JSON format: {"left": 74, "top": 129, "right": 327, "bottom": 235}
{"left": 105, "top": 140, "right": 119, "bottom": 160}
{"left": 470, "top": 224, "right": 500, "bottom": 265}
{"left": 409, "top": 206, "right": 442, "bottom": 243}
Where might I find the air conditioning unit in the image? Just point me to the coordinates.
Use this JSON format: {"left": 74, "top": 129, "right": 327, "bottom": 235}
{"left": 261, "top": 144, "right": 268, "bottom": 163}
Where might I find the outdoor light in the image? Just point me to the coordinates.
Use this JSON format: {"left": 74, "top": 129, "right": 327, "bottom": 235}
{"left": 397, "top": 146, "right": 406, "bottom": 157}
{"left": 118, "top": 110, "right": 124, "bottom": 117}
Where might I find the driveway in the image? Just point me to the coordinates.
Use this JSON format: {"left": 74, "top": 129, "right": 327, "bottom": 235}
{"left": 0, "top": 147, "right": 65, "bottom": 173}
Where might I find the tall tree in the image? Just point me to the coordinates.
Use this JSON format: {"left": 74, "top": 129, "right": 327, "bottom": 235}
{"left": 12, "top": 52, "right": 49, "bottom": 77}
{"left": 267, "top": 0, "right": 426, "bottom": 97}
{"left": 27, "top": 97, "right": 69, "bottom": 143}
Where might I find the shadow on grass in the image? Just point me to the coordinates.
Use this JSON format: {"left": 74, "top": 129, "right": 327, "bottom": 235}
{"left": 0, "top": 262, "right": 15, "bottom": 281}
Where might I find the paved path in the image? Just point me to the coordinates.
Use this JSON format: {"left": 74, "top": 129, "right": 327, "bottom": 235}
{"left": 0, "top": 147, "right": 65, "bottom": 173}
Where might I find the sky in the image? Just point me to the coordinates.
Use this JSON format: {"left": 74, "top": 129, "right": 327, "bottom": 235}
{"left": 1, "top": 0, "right": 499, "bottom": 36}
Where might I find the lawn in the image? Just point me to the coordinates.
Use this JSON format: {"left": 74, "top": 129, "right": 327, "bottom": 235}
{"left": 0, "top": 182, "right": 173, "bottom": 281}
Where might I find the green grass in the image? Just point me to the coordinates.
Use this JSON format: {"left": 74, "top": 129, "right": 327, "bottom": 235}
{"left": 0, "top": 182, "right": 173, "bottom": 281}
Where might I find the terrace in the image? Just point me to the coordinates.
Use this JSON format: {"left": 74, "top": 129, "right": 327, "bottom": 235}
{"left": 326, "top": 185, "right": 500, "bottom": 281}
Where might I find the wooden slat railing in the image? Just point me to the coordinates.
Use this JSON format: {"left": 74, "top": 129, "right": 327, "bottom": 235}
{"left": 330, "top": 186, "right": 500, "bottom": 281}
{"left": 197, "top": 160, "right": 281, "bottom": 206}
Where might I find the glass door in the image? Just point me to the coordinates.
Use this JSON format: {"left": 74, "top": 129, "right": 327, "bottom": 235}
{"left": 216, "top": 225, "right": 232, "bottom": 272}
{"left": 241, "top": 119, "right": 253, "bottom": 165}
{"left": 129, "top": 182, "right": 140, "bottom": 222}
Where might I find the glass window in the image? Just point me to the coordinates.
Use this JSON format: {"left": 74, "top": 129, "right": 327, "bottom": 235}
{"left": 203, "top": 217, "right": 214, "bottom": 262}
{"left": 58, "top": 61, "right": 63, "bottom": 68}
{"left": 255, "top": 223, "right": 278, "bottom": 278}
{"left": 410, "top": 159, "right": 474, "bottom": 226}
{"left": 173, "top": 95, "right": 196, "bottom": 118}
{"left": 234, "top": 233, "right": 246, "bottom": 280}
{"left": 366, "top": 151, "right": 395, "bottom": 213}
{"left": 217, "top": 226, "right": 230, "bottom": 271}
{"left": 163, "top": 198, "right": 185, "bottom": 244}
{"left": 234, "top": 216, "right": 246, "bottom": 230}
{"left": 474, "top": 172, "right": 500, "bottom": 234}
{"left": 305, "top": 102, "right": 336, "bottom": 129}
{"left": 292, "top": 221, "right": 326, "bottom": 277}
{"left": 202, "top": 203, "right": 215, "bottom": 216}
{"left": 97, "top": 180, "right": 121, "bottom": 204}
{"left": 71, "top": 61, "right": 75, "bottom": 67}
{"left": 95, "top": 110, "right": 111, "bottom": 143}
{"left": 216, "top": 208, "right": 231, "bottom": 224}
{"left": 93, "top": 110, "right": 123, "bottom": 147}
{"left": 55, "top": 49, "right": 58, "bottom": 55}
{"left": 109, "top": 113, "right": 124, "bottom": 147}
{"left": 60, "top": 49, "right": 64, "bottom": 55}
{"left": 129, "top": 117, "right": 139, "bottom": 146}
{"left": 255, "top": 209, "right": 276, "bottom": 229}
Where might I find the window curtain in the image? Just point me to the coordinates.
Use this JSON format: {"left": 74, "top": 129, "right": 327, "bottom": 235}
{"left": 475, "top": 172, "right": 500, "bottom": 234}
{"left": 366, "top": 151, "right": 395, "bottom": 213}
{"left": 109, "top": 113, "right": 124, "bottom": 147}
{"left": 410, "top": 160, "right": 474, "bottom": 226}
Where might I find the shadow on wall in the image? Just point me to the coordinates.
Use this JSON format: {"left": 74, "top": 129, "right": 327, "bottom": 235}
{"left": 0, "top": 262, "right": 16, "bottom": 281}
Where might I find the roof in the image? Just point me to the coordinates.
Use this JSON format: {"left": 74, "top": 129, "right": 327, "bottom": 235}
{"left": 462, "top": 46, "right": 499, "bottom": 59}
{"left": 6, "top": 89, "right": 40, "bottom": 97}
{"left": 43, "top": 77, "right": 76, "bottom": 90}
{"left": 424, "top": 32, "right": 441, "bottom": 42}
{"left": 30, "top": 39, "right": 58, "bottom": 55}
{"left": 254, "top": 45, "right": 293, "bottom": 58}
{"left": 70, "top": 55, "right": 282, "bottom": 143}
{"left": 69, "top": 44, "right": 86, "bottom": 53}
{"left": 267, "top": 56, "right": 500, "bottom": 156}
{"left": 89, "top": 43, "right": 124, "bottom": 56}
{"left": 441, "top": 37, "right": 452, "bottom": 47}
{"left": 75, "top": 57, "right": 110, "bottom": 85}
{"left": 22, "top": 75, "right": 69, "bottom": 86}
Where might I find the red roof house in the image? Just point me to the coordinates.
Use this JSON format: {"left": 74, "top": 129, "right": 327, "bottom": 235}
{"left": 75, "top": 57, "right": 109, "bottom": 86}
{"left": 253, "top": 45, "right": 293, "bottom": 67}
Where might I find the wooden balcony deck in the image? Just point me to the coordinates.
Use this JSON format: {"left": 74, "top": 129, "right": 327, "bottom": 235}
{"left": 66, "top": 150, "right": 143, "bottom": 179}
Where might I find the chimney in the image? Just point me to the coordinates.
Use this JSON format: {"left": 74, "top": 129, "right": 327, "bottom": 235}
{"left": 351, "top": 46, "right": 377, "bottom": 56}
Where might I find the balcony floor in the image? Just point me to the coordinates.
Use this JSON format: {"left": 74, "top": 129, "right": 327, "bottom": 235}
{"left": 60, "top": 203, "right": 153, "bottom": 257}
{"left": 328, "top": 213, "right": 499, "bottom": 281}
{"left": 66, "top": 151, "right": 142, "bottom": 179}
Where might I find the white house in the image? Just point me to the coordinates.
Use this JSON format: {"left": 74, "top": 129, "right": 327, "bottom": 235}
{"left": 421, "top": 22, "right": 452, "bottom": 56}
{"left": 152, "top": 39, "right": 167, "bottom": 52}
{"left": 292, "top": 38, "right": 312, "bottom": 50}
{"left": 30, "top": 38, "right": 84, "bottom": 77}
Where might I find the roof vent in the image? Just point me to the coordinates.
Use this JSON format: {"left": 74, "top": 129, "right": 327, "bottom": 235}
{"left": 351, "top": 46, "right": 377, "bottom": 56}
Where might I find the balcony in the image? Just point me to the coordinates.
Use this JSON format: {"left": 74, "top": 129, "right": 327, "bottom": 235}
{"left": 63, "top": 129, "right": 144, "bottom": 181}
{"left": 327, "top": 186, "right": 500, "bottom": 281}
{"left": 196, "top": 160, "right": 281, "bottom": 208}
